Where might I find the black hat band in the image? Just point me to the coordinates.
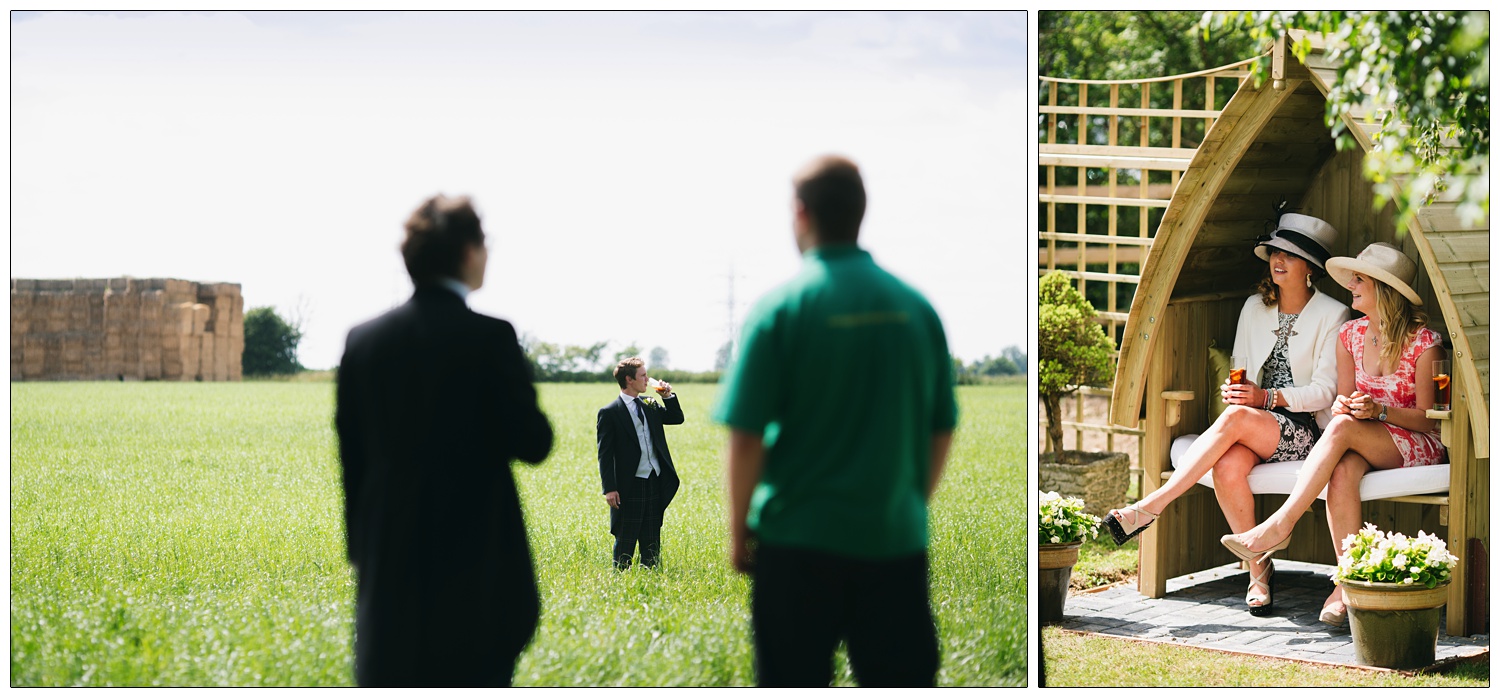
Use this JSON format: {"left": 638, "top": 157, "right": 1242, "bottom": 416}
{"left": 1263, "top": 229, "right": 1331, "bottom": 265}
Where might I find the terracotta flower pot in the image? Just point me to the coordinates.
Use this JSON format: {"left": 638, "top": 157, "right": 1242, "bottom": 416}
{"left": 1038, "top": 542, "right": 1082, "bottom": 624}
{"left": 1342, "top": 579, "right": 1450, "bottom": 669}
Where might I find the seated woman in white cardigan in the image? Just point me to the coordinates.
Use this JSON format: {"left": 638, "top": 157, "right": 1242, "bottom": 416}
{"left": 1222, "top": 243, "right": 1446, "bottom": 627}
{"left": 1104, "top": 213, "right": 1350, "bottom": 617}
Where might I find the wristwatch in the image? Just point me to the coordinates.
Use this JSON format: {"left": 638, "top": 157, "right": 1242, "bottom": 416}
{"left": 1377, "top": 405, "right": 1388, "bottom": 422}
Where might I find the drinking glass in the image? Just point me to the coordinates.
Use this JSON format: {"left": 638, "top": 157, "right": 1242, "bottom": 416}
{"left": 1432, "top": 359, "right": 1451, "bottom": 411}
{"left": 1229, "top": 355, "right": 1248, "bottom": 386}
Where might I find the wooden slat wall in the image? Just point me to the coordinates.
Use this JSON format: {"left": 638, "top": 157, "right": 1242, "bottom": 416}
{"left": 1139, "top": 296, "right": 1242, "bottom": 590}
{"left": 1039, "top": 66, "right": 1246, "bottom": 455}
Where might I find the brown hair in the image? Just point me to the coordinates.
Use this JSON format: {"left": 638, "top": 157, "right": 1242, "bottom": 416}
{"left": 400, "top": 195, "right": 485, "bottom": 285}
{"left": 1255, "top": 255, "right": 1324, "bottom": 307}
{"left": 793, "top": 155, "right": 866, "bottom": 243}
{"left": 1373, "top": 278, "right": 1428, "bottom": 370}
{"left": 613, "top": 357, "right": 645, "bottom": 389}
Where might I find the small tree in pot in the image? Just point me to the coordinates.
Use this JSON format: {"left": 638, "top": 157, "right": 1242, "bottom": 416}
{"left": 1038, "top": 271, "right": 1115, "bottom": 453}
{"left": 1038, "top": 272, "right": 1125, "bottom": 515}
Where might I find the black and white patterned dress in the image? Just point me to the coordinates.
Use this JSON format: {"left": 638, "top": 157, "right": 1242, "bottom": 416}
{"left": 1261, "top": 311, "right": 1320, "bottom": 462}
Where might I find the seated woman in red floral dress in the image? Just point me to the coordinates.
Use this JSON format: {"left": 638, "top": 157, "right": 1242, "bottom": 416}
{"left": 1221, "top": 242, "right": 1446, "bottom": 627}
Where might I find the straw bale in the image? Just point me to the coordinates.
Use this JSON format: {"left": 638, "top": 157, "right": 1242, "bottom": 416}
{"left": 177, "top": 341, "right": 199, "bottom": 381}
{"left": 200, "top": 333, "right": 217, "bottom": 380}
{"left": 212, "top": 331, "right": 228, "bottom": 380}
{"left": 142, "top": 347, "right": 161, "bottom": 380}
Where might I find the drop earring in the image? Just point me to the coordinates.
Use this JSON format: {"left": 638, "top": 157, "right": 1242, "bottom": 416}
{"left": 1306, "top": 273, "right": 1313, "bottom": 289}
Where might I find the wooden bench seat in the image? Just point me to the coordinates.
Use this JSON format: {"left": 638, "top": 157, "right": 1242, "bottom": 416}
{"left": 1167, "top": 433, "right": 1451, "bottom": 524}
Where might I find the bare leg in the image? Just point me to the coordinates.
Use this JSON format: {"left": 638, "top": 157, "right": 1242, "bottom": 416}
{"left": 1120, "top": 406, "right": 1281, "bottom": 518}
{"left": 1212, "top": 444, "right": 1264, "bottom": 535}
{"left": 1211, "top": 444, "right": 1273, "bottom": 609}
{"left": 1321, "top": 452, "right": 1371, "bottom": 611}
{"left": 1236, "top": 416, "right": 1404, "bottom": 552}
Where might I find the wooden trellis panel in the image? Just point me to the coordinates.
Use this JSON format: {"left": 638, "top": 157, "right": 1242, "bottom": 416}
{"left": 1038, "top": 58, "right": 1257, "bottom": 456}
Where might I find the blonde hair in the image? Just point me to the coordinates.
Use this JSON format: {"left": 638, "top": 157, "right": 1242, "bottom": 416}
{"left": 1373, "top": 279, "right": 1428, "bottom": 370}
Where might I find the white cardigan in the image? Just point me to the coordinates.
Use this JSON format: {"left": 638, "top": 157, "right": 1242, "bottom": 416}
{"left": 1231, "top": 289, "right": 1351, "bottom": 429}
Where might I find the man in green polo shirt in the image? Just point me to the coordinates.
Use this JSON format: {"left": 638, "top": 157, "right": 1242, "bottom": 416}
{"left": 714, "top": 154, "right": 958, "bottom": 687}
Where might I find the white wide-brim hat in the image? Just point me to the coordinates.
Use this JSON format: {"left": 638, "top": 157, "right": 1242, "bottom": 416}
{"left": 1326, "top": 242, "right": 1423, "bottom": 306}
{"left": 1255, "top": 213, "right": 1338, "bottom": 270}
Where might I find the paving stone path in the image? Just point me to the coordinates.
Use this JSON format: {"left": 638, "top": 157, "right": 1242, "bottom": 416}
{"left": 1054, "top": 560, "right": 1489, "bottom": 668}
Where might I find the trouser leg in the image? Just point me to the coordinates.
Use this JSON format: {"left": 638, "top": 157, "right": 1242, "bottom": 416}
{"left": 639, "top": 472, "right": 664, "bottom": 568}
{"left": 844, "top": 551, "right": 939, "bottom": 687}
{"left": 613, "top": 534, "right": 637, "bottom": 569}
{"left": 751, "top": 545, "right": 843, "bottom": 687}
{"left": 638, "top": 524, "right": 662, "bottom": 568}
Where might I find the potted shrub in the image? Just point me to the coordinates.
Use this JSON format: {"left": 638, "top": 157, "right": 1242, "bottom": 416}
{"left": 1334, "top": 524, "right": 1459, "bottom": 669}
{"left": 1038, "top": 271, "right": 1127, "bottom": 515}
{"left": 1039, "top": 491, "right": 1102, "bottom": 624}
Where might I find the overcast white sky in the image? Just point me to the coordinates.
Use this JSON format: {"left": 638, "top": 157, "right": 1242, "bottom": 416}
{"left": 10, "top": 10, "right": 1028, "bottom": 371}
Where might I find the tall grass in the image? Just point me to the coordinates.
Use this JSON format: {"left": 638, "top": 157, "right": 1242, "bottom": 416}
{"left": 10, "top": 382, "right": 1025, "bottom": 686}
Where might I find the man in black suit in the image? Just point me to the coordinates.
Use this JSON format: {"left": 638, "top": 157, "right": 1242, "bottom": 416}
{"left": 335, "top": 194, "right": 553, "bottom": 687}
{"left": 597, "top": 357, "right": 684, "bottom": 570}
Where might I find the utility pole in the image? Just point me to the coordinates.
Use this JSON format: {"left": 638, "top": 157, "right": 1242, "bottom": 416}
{"left": 717, "top": 262, "right": 743, "bottom": 371}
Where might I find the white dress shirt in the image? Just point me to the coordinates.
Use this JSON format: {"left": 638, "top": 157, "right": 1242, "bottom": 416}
{"left": 436, "top": 277, "right": 471, "bottom": 302}
{"left": 620, "top": 392, "right": 661, "bottom": 478}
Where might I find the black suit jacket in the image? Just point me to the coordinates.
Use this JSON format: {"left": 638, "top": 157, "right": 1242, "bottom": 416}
{"left": 596, "top": 394, "right": 684, "bottom": 534}
{"left": 335, "top": 286, "right": 553, "bottom": 687}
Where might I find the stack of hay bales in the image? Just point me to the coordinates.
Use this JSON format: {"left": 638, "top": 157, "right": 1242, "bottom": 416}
{"left": 10, "top": 277, "right": 243, "bottom": 381}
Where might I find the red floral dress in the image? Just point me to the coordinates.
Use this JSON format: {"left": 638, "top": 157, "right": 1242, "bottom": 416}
{"left": 1339, "top": 318, "right": 1447, "bottom": 467}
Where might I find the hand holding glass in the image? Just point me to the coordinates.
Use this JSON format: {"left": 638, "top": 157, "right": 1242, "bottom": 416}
{"left": 1432, "top": 360, "right": 1451, "bottom": 411}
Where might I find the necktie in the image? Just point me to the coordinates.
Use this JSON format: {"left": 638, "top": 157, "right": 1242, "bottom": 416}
{"left": 633, "top": 398, "right": 647, "bottom": 425}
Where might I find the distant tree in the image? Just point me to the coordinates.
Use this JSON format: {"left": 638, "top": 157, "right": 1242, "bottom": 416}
{"left": 519, "top": 334, "right": 610, "bottom": 381}
{"left": 973, "top": 355, "right": 1020, "bottom": 377}
{"left": 1204, "top": 11, "right": 1489, "bottom": 230}
{"left": 242, "top": 306, "right": 303, "bottom": 376}
{"left": 648, "top": 346, "right": 670, "bottom": 370}
{"left": 952, "top": 357, "right": 971, "bottom": 385}
{"left": 1001, "top": 345, "right": 1028, "bottom": 373}
{"left": 1039, "top": 11, "right": 1259, "bottom": 81}
{"left": 612, "top": 343, "right": 643, "bottom": 366}
{"left": 1038, "top": 272, "right": 1115, "bottom": 453}
{"left": 714, "top": 340, "right": 734, "bottom": 372}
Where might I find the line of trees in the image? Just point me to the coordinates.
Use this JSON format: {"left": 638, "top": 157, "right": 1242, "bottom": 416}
{"left": 954, "top": 346, "right": 1028, "bottom": 385}
{"left": 517, "top": 335, "right": 721, "bottom": 383}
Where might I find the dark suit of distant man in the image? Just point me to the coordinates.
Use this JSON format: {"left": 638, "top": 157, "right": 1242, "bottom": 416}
{"left": 597, "top": 358, "right": 684, "bottom": 569}
{"left": 335, "top": 195, "right": 553, "bottom": 687}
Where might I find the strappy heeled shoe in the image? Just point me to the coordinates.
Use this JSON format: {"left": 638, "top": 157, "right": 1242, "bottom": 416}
{"left": 1103, "top": 504, "right": 1158, "bottom": 546}
{"left": 1319, "top": 591, "right": 1349, "bottom": 627}
{"left": 1220, "top": 531, "right": 1291, "bottom": 564}
{"left": 1246, "top": 560, "right": 1275, "bottom": 617}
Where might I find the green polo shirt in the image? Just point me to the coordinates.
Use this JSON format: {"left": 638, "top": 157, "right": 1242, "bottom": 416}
{"left": 713, "top": 244, "right": 959, "bottom": 559}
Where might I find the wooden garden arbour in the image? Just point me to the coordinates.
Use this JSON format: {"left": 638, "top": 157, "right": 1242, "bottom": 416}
{"left": 1106, "top": 34, "right": 1490, "bottom": 637}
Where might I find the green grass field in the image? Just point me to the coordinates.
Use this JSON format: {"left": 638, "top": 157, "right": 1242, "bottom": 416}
{"left": 10, "top": 382, "right": 1026, "bottom": 686}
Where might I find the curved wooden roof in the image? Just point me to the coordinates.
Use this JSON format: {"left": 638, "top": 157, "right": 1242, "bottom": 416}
{"left": 1110, "top": 40, "right": 1490, "bottom": 458}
